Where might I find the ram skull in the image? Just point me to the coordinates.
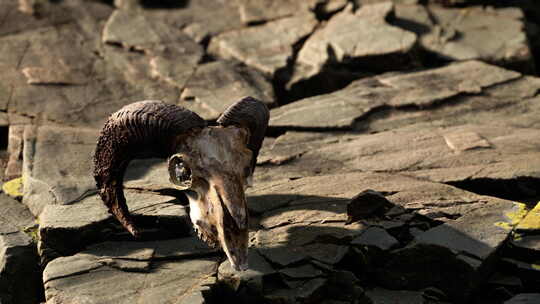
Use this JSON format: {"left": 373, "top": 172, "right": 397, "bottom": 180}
{"left": 93, "top": 97, "right": 269, "bottom": 271}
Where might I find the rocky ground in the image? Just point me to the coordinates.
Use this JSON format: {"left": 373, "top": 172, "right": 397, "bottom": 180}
{"left": 1, "top": 0, "right": 540, "bottom": 303}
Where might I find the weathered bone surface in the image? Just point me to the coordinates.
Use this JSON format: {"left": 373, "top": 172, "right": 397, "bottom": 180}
{"left": 94, "top": 97, "right": 269, "bottom": 271}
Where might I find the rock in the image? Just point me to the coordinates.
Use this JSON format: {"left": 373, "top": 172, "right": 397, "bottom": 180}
{"left": 414, "top": 199, "right": 526, "bottom": 261}
{"left": 488, "top": 273, "right": 523, "bottom": 289}
{"left": 324, "top": 271, "right": 365, "bottom": 302}
{"left": 218, "top": 250, "right": 275, "bottom": 292}
{"left": 280, "top": 264, "right": 324, "bottom": 279}
{"left": 256, "top": 123, "right": 540, "bottom": 199}
{"left": 0, "top": 194, "right": 42, "bottom": 304}
{"left": 347, "top": 190, "right": 392, "bottom": 223}
{"left": 0, "top": 0, "right": 111, "bottom": 38}
{"left": 0, "top": 24, "right": 177, "bottom": 128}
{"left": 254, "top": 222, "right": 365, "bottom": 266}
{"left": 43, "top": 239, "right": 219, "bottom": 304}
{"left": 377, "top": 198, "right": 524, "bottom": 302}
{"left": 395, "top": 4, "right": 535, "bottom": 73}
{"left": 249, "top": 171, "right": 524, "bottom": 302}
{"left": 505, "top": 294, "right": 540, "bottom": 304}
{"left": 270, "top": 60, "right": 520, "bottom": 128}
{"left": 181, "top": 61, "right": 276, "bottom": 120}
{"left": 237, "top": 0, "right": 311, "bottom": 24}
{"left": 291, "top": 2, "right": 416, "bottom": 85}
{"left": 102, "top": 9, "right": 203, "bottom": 89}
{"left": 351, "top": 226, "right": 399, "bottom": 251}
{"left": 4, "top": 125, "right": 24, "bottom": 181}
{"left": 516, "top": 202, "right": 540, "bottom": 233}
{"left": 377, "top": 244, "right": 479, "bottom": 302}
{"left": 365, "top": 288, "right": 425, "bottom": 304}
{"left": 265, "top": 278, "right": 327, "bottom": 303}
{"left": 38, "top": 190, "right": 192, "bottom": 256}
{"left": 208, "top": 13, "right": 318, "bottom": 76}
{"left": 22, "top": 125, "right": 99, "bottom": 216}
{"left": 115, "top": 0, "right": 244, "bottom": 43}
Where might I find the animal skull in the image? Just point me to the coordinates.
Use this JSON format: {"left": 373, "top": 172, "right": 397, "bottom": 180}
{"left": 169, "top": 127, "right": 252, "bottom": 271}
{"left": 94, "top": 97, "right": 268, "bottom": 272}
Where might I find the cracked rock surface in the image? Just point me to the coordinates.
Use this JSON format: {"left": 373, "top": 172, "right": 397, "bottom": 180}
{"left": 1, "top": 0, "right": 540, "bottom": 303}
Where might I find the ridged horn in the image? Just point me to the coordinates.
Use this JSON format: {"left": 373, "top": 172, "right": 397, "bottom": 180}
{"left": 216, "top": 96, "right": 270, "bottom": 172}
{"left": 93, "top": 100, "right": 206, "bottom": 237}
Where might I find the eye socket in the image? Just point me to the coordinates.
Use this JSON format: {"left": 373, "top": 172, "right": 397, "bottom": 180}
{"left": 168, "top": 155, "right": 193, "bottom": 188}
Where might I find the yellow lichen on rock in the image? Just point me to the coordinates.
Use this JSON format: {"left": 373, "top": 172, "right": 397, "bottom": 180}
{"left": 516, "top": 202, "right": 540, "bottom": 231}
{"left": 2, "top": 177, "right": 24, "bottom": 199}
{"left": 495, "top": 202, "right": 528, "bottom": 230}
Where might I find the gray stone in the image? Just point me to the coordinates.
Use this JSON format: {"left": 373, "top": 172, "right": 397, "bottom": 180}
{"left": 292, "top": 2, "right": 416, "bottom": 83}
{"left": 0, "top": 0, "right": 111, "bottom": 38}
{"left": 505, "top": 294, "right": 540, "bottom": 304}
{"left": 280, "top": 264, "right": 324, "bottom": 279}
{"left": 395, "top": 4, "right": 535, "bottom": 73}
{"left": 0, "top": 25, "right": 177, "bottom": 128}
{"left": 256, "top": 123, "right": 540, "bottom": 192}
{"left": 208, "top": 13, "right": 318, "bottom": 76}
{"left": 4, "top": 125, "right": 24, "bottom": 181}
{"left": 22, "top": 125, "right": 98, "bottom": 216}
{"left": 38, "top": 190, "right": 191, "bottom": 255}
{"left": 43, "top": 240, "right": 219, "bottom": 304}
{"left": 265, "top": 278, "right": 327, "bottom": 303}
{"left": 103, "top": 9, "right": 203, "bottom": 89}
{"left": 0, "top": 195, "right": 41, "bottom": 304}
{"left": 114, "top": 0, "right": 244, "bottom": 43}
{"left": 351, "top": 226, "right": 399, "bottom": 251}
{"left": 218, "top": 250, "right": 275, "bottom": 292}
{"left": 254, "top": 222, "right": 365, "bottom": 266}
{"left": 414, "top": 199, "right": 527, "bottom": 261}
{"left": 237, "top": 0, "right": 312, "bottom": 24}
{"left": 347, "top": 190, "right": 392, "bottom": 223}
{"left": 181, "top": 61, "right": 276, "bottom": 120}
{"left": 365, "top": 288, "right": 425, "bottom": 304}
{"left": 270, "top": 60, "right": 520, "bottom": 128}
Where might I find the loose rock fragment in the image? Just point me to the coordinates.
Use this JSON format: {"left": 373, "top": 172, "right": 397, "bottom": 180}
{"left": 293, "top": 2, "right": 416, "bottom": 83}
{"left": 395, "top": 4, "right": 535, "bottom": 73}
{"left": 443, "top": 131, "right": 491, "bottom": 152}
{"left": 504, "top": 293, "right": 540, "bottom": 304}
{"left": 0, "top": 195, "right": 41, "bottom": 304}
{"left": 208, "top": 14, "right": 318, "bottom": 76}
{"left": 351, "top": 226, "right": 399, "bottom": 251}
{"left": 347, "top": 189, "right": 392, "bottom": 223}
{"left": 181, "top": 61, "right": 276, "bottom": 119}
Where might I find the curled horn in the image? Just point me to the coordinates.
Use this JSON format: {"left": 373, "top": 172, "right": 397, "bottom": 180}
{"left": 93, "top": 100, "right": 206, "bottom": 237}
{"left": 216, "top": 96, "right": 270, "bottom": 172}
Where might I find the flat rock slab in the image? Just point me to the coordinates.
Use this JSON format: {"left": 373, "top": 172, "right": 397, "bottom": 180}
{"left": 0, "top": 195, "right": 41, "bottom": 304}
{"left": 396, "top": 4, "right": 534, "bottom": 73}
{"left": 218, "top": 249, "right": 275, "bottom": 292}
{"left": 270, "top": 60, "right": 520, "bottom": 128}
{"left": 208, "top": 13, "right": 318, "bottom": 76}
{"left": 115, "top": 0, "right": 244, "bottom": 43}
{"left": 43, "top": 238, "right": 219, "bottom": 304}
{"left": 23, "top": 125, "right": 180, "bottom": 217}
{"left": 256, "top": 123, "right": 540, "bottom": 192}
{"left": 103, "top": 8, "right": 203, "bottom": 89}
{"left": 248, "top": 171, "right": 520, "bottom": 301}
{"left": 181, "top": 61, "right": 276, "bottom": 120}
{"left": 365, "top": 288, "right": 425, "bottom": 304}
{"left": 22, "top": 125, "right": 98, "bottom": 216}
{"left": 39, "top": 190, "right": 191, "bottom": 256}
{"left": 505, "top": 293, "right": 540, "bottom": 304}
{"left": 351, "top": 226, "right": 399, "bottom": 251}
{"left": 293, "top": 2, "right": 416, "bottom": 82}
